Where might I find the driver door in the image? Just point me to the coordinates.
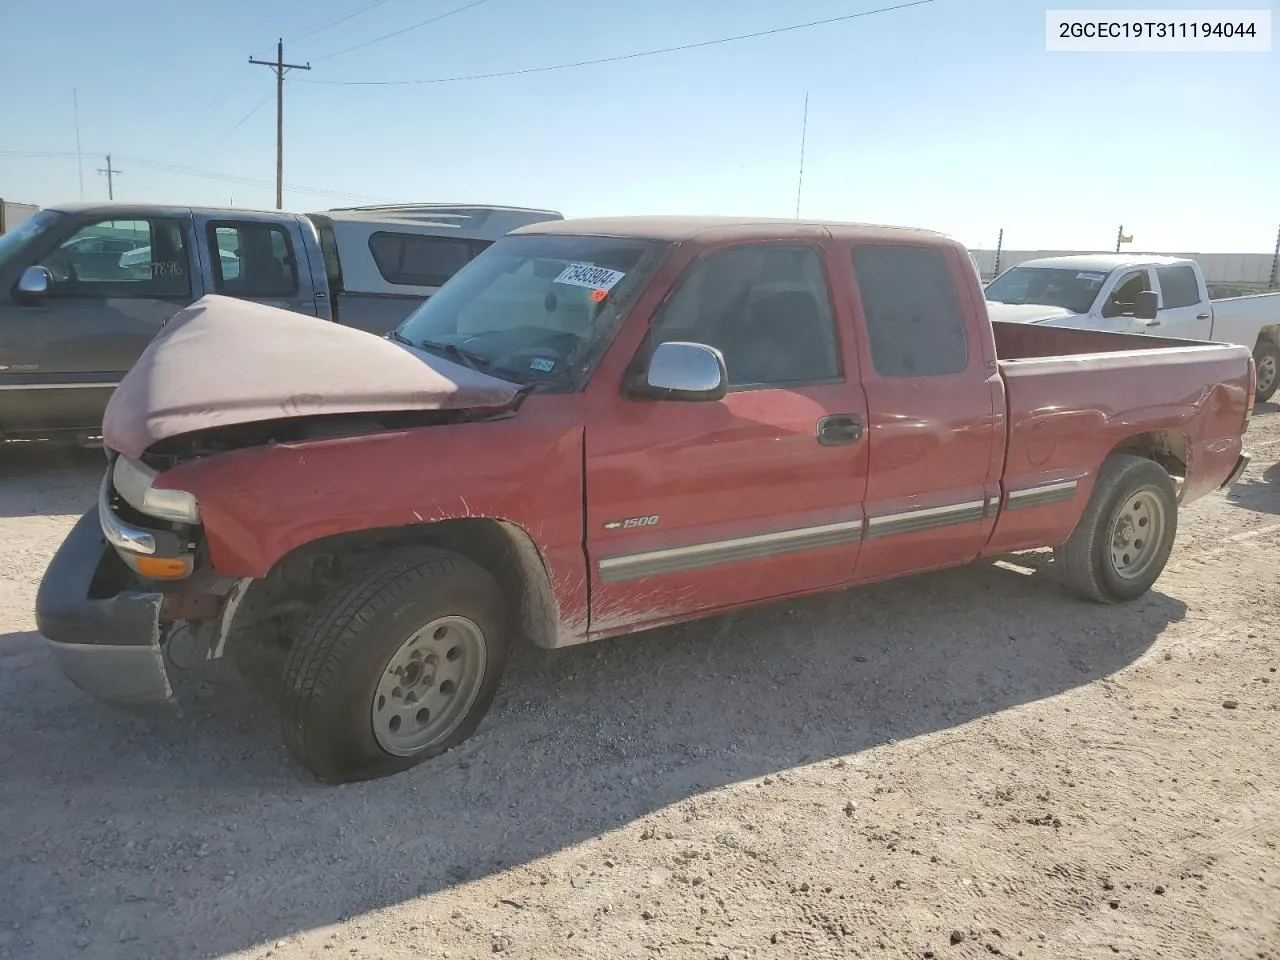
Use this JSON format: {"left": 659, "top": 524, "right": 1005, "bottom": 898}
{"left": 583, "top": 241, "right": 870, "bottom": 635}
{"left": 1099, "top": 268, "right": 1155, "bottom": 334}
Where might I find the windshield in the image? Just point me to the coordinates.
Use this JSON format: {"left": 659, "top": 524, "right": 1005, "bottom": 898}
{"left": 984, "top": 266, "right": 1110, "bottom": 314}
{"left": 0, "top": 210, "right": 61, "bottom": 272}
{"left": 396, "top": 233, "right": 668, "bottom": 385}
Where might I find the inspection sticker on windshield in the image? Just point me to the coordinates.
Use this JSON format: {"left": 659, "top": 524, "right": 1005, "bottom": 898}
{"left": 554, "top": 263, "right": 626, "bottom": 291}
{"left": 1076, "top": 272, "right": 1106, "bottom": 282}
{"left": 529, "top": 357, "right": 556, "bottom": 372}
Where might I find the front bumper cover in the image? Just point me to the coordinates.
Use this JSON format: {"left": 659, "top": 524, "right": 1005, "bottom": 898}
{"left": 35, "top": 506, "right": 175, "bottom": 710}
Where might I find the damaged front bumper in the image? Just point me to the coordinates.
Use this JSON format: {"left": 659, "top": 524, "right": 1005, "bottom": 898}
{"left": 35, "top": 505, "right": 175, "bottom": 710}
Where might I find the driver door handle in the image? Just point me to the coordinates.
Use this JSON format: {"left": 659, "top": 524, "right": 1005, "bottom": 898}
{"left": 816, "top": 414, "right": 863, "bottom": 446}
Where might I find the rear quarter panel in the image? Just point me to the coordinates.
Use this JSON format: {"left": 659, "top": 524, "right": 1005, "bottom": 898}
{"left": 985, "top": 341, "right": 1252, "bottom": 555}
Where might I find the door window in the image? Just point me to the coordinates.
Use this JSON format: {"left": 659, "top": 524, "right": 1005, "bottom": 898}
{"left": 1156, "top": 265, "right": 1201, "bottom": 309}
{"left": 1101, "top": 270, "right": 1152, "bottom": 317}
{"left": 851, "top": 244, "right": 968, "bottom": 377}
{"left": 649, "top": 243, "right": 840, "bottom": 389}
{"left": 209, "top": 222, "right": 299, "bottom": 297}
{"left": 39, "top": 218, "right": 190, "bottom": 298}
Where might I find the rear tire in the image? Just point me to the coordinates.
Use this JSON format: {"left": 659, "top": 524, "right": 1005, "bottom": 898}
{"left": 1054, "top": 454, "right": 1178, "bottom": 604}
{"left": 1254, "top": 338, "right": 1279, "bottom": 403}
{"left": 279, "top": 546, "right": 509, "bottom": 784}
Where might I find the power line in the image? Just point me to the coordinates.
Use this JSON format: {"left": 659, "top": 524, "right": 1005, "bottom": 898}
{"left": 311, "top": 0, "right": 491, "bottom": 62}
{"left": 300, "top": 0, "right": 939, "bottom": 85}
{"left": 219, "top": 92, "right": 275, "bottom": 140}
{"left": 0, "top": 149, "right": 398, "bottom": 204}
{"left": 122, "top": 156, "right": 396, "bottom": 204}
{"left": 289, "top": 0, "right": 391, "bottom": 44}
{"left": 252, "top": 0, "right": 391, "bottom": 58}
{"left": 72, "top": 89, "right": 84, "bottom": 200}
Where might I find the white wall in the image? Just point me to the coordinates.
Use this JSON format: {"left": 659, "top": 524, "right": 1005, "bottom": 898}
{"left": 0, "top": 200, "right": 40, "bottom": 234}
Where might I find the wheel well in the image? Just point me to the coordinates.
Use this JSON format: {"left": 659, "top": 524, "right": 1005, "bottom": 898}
{"left": 1256, "top": 324, "right": 1280, "bottom": 349}
{"left": 223, "top": 518, "right": 560, "bottom": 665}
{"left": 1108, "top": 430, "right": 1188, "bottom": 482}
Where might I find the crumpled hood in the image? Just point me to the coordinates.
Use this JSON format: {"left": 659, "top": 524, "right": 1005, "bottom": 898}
{"left": 985, "top": 301, "right": 1081, "bottom": 325}
{"left": 103, "top": 295, "right": 522, "bottom": 459}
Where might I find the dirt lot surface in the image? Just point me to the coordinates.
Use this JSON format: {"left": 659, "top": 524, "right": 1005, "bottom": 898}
{"left": 2, "top": 409, "right": 1278, "bottom": 960}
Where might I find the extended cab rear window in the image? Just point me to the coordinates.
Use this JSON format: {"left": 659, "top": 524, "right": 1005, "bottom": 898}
{"left": 208, "top": 221, "right": 299, "bottom": 298}
{"left": 852, "top": 245, "right": 968, "bottom": 378}
{"left": 1157, "top": 264, "right": 1201, "bottom": 309}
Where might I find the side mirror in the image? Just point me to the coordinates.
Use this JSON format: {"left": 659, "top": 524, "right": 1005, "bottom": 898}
{"left": 630, "top": 341, "right": 727, "bottom": 402}
{"left": 13, "top": 265, "right": 52, "bottom": 306}
{"left": 1133, "top": 290, "right": 1159, "bottom": 321}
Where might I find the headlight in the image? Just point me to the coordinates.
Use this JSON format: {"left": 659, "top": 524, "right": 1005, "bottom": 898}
{"left": 112, "top": 456, "right": 200, "bottom": 524}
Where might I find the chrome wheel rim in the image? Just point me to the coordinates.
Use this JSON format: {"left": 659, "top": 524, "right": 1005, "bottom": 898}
{"left": 1257, "top": 354, "right": 1277, "bottom": 395}
{"left": 371, "top": 615, "right": 487, "bottom": 757}
{"left": 1108, "top": 489, "right": 1165, "bottom": 581}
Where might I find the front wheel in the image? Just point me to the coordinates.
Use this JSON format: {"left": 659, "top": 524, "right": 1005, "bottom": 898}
{"left": 1054, "top": 454, "right": 1178, "bottom": 604}
{"left": 279, "top": 547, "right": 510, "bottom": 784}
{"left": 1254, "top": 339, "right": 1279, "bottom": 404}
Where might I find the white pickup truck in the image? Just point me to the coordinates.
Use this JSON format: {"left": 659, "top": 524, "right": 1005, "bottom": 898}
{"left": 984, "top": 254, "right": 1280, "bottom": 402}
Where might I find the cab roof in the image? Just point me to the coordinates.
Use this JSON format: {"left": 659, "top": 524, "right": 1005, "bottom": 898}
{"left": 1012, "top": 253, "right": 1194, "bottom": 272}
{"left": 511, "top": 214, "right": 953, "bottom": 246}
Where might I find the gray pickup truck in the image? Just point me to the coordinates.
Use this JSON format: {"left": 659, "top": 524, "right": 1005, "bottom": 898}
{"left": 0, "top": 201, "right": 561, "bottom": 441}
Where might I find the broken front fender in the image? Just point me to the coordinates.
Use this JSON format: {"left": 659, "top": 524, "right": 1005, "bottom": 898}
{"left": 35, "top": 507, "right": 175, "bottom": 710}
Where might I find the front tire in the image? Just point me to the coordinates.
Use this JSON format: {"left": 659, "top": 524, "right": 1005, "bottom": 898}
{"left": 1254, "top": 338, "right": 1279, "bottom": 403}
{"left": 279, "top": 547, "right": 509, "bottom": 784}
{"left": 1054, "top": 455, "right": 1178, "bottom": 604}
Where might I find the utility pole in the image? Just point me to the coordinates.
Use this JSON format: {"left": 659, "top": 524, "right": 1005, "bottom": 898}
{"left": 1115, "top": 224, "right": 1133, "bottom": 253}
{"left": 993, "top": 227, "right": 1004, "bottom": 277}
{"left": 249, "top": 39, "right": 311, "bottom": 210}
{"left": 97, "top": 154, "right": 120, "bottom": 200}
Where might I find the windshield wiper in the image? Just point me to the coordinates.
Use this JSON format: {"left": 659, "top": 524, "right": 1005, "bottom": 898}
{"left": 416, "top": 338, "right": 492, "bottom": 372}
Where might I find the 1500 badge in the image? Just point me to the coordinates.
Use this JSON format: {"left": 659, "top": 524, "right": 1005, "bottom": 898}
{"left": 603, "top": 515, "right": 659, "bottom": 531}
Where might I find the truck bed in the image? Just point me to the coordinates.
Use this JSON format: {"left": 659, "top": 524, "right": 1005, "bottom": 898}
{"left": 985, "top": 319, "right": 1253, "bottom": 556}
{"left": 992, "top": 320, "right": 1198, "bottom": 360}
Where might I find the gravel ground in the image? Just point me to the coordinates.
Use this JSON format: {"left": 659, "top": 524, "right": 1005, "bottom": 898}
{"left": 1, "top": 408, "right": 1278, "bottom": 960}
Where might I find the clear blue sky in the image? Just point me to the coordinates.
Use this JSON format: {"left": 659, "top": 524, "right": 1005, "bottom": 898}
{"left": 1, "top": 0, "right": 1276, "bottom": 252}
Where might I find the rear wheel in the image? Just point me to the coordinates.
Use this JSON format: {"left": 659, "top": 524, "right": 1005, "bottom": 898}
{"left": 1254, "top": 338, "right": 1279, "bottom": 403}
{"left": 1054, "top": 454, "right": 1178, "bottom": 604}
{"left": 279, "top": 546, "right": 509, "bottom": 784}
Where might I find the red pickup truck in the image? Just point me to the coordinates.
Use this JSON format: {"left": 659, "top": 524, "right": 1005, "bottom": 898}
{"left": 35, "top": 216, "right": 1256, "bottom": 784}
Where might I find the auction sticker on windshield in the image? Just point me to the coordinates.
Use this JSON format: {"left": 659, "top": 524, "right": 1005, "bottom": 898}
{"left": 555, "top": 263, "right": 626, "bottom": 291}
{"left": 1076, "top": 272, "right": 1107, "bottom": 282}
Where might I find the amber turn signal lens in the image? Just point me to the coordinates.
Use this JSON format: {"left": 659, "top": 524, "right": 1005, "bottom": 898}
{"left": 131, "top": 555, "right": 194, "bottom": 580}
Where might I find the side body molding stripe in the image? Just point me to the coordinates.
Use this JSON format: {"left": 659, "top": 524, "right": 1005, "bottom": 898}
{"left": 1004, "top": 478, "right": 1079, "bottom": 510}
{"left": 864, "top": 499, "right": 987, "bottom": 540}
{"left": 596, "top": 479, "right": 1081, "bottom": 584}
{"left": 597, "top": 519, "right": 863, "bottom": 584}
